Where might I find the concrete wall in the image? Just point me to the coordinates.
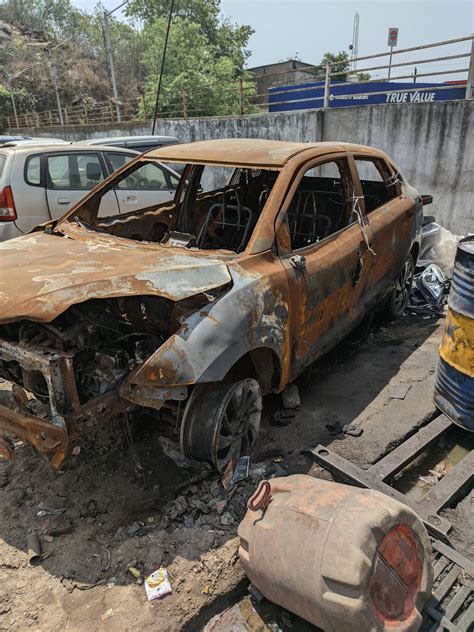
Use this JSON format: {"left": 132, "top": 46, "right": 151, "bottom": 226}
{"left": 10, "top": 100, "right": 473, "bottom": 233}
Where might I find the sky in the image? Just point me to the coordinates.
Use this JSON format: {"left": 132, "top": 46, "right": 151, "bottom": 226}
{"left": 73, "top": 0, "right": 473, "bottom": 79}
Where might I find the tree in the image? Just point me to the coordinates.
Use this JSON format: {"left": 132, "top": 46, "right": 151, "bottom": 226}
{"left": 140, "top": 16, "right": 255, "bottom": 117}
{"left": 0, "top": 85, "right": 12, "bottom": 128}
{"left": 320, "top": 51, "right": 350, "bottom": 81}
{"left": 320, "top": 51, "right": 370, "bottom": 82}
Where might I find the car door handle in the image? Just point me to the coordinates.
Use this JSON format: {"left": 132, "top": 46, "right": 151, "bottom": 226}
{"left": 290, "top": 255, "right": 306, "bottom": 270}
{"left": 58, "top": 198, "right": 71, "bottom": 205}
{"left": 126, "top": 195, "right": 137, "bottom": 203}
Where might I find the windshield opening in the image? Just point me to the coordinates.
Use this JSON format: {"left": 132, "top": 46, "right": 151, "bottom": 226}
{"left": 59, "top": 159, "right": 280, "bottom": 254}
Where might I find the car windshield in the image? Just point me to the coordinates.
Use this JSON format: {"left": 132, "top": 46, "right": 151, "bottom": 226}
{"left": 59, "top": 159, "right": 280, "bottom": 254}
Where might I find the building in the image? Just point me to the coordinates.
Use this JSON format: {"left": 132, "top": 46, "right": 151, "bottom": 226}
{"left": 247, "top": 59, "right": 323, "bottom": 101}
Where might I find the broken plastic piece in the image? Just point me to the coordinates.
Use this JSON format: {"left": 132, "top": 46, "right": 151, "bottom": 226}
{"left": 144, "top": 567, "right": 172, "bottom": 601}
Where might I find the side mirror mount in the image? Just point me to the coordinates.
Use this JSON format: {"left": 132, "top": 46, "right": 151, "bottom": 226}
{"left": 420, "top": 194, "right": 433, "bottom": 206}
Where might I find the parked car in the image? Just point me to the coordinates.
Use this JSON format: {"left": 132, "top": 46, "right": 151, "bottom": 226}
{"left": 0, "top": 139, "right": 428, "bottom": 472}
{"left": 0, "top": 143, "right": 180, "bottom": 241}
{"left": 80, "top": 135, "right": 179, "bottom": 153}
{"left": 0, "top": 135, "right": 32, "bottom": 145}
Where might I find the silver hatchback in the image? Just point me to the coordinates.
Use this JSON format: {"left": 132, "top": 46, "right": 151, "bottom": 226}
{"left": 0, "top": 143, "right": 180, "bottom": 241}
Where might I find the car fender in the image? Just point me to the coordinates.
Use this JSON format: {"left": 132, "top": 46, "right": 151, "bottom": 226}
{"left": 125, "top": 268, "right": 289, "bottom": 389}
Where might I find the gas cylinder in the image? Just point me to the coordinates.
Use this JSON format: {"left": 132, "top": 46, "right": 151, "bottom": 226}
{"left": 434, "top": 235, "right": 474, "bottom": 431}
{"left": 238, "top": 475, "right": 433, "bottom": 632}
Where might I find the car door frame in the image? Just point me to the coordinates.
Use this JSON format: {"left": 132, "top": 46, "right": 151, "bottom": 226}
{"left": 349, "top": 153, "right": 415, "bottom": 307}
{"left": 275, "top": 151, "right": 371, "bottom": 379}
{"left": 43, "top": 149, "right": 120, "bottom": 219}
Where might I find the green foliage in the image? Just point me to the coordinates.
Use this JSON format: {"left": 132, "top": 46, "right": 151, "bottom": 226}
{"left": 140, "top": 17, "right": 255, "bottom": 117}
{"left": 320, "top": 51, "right": 350, "bottom": 80}
{"left": 0, "top": 84, "right": 12, "bottom": 127}
{"left": 0, "top": 0, "right": 254, "bottom": 119}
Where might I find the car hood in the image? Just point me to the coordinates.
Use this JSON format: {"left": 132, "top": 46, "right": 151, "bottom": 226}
{"left": 0, "top": 230, "right": 232, "bottom": 323}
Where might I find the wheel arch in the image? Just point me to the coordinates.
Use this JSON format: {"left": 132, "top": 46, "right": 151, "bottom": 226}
{"left": 224, "top": 346, "right": 283, "bottom": 394}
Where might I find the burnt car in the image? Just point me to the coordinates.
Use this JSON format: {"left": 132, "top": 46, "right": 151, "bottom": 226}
{"left": 0, "top": 139, "right": 425, "bottom": 471}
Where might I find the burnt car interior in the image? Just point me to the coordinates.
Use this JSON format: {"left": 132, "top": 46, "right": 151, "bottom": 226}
{"left": 68, "top": 161, "right": 279, "bottom": 254}
{"left": 355, "top": 158, "right": 399, "bottom": 212}
{"left": 287, "top": 159, "right": 354, "bottom": 249}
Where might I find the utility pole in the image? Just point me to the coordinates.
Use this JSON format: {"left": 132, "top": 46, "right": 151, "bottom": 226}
{"left": 351, "top": 11, "right": 360, "bottom": 72}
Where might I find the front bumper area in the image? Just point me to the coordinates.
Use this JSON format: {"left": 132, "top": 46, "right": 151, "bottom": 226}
{"left": 0, "top": 404, "right": 68, "bottom": 468}
{"left": 0, "top": 337, "right": 122, "bottom": 468}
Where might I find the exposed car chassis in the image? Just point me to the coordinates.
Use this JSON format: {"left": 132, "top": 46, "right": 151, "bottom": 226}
{"left": 0, "top": 338, "right": 121, "bottom": 467}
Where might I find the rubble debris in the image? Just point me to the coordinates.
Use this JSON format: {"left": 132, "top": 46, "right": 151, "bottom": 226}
{"left": 281, "top": 384, "right": 301, "bottom": 409}
{"left": 48, "top": 517, "right": 73, "bottom": 537}
{"left": 37, "top": 496, "right": 67, "bottom": 517}
{"left": 409, "top": 264, "right": 449, "bottom": 316}
{"left": 270, "top": 409, "right": 295, "bottom": 427}
{"left": 231, "top": 456, "right": 250, "bottom": 484}
{"left": 239, "top": 475, "right": 433, "bottom": 632}
{"left": 27, "top": 534, "right": 42, "bottom": 565}
{"left": 144, "top": 567, "right": 172, "bottom": 601}
{"left": 325, "top": 421, "right": 363, "bottom": 437}
{"left": 159, "top": 436, "right": 210, "bottom": 471}
{"left": 101, "top": 608, "right": 114, "bottom": 621}
{"left": 418, "top": 219, "right": 462, "bottom": 277}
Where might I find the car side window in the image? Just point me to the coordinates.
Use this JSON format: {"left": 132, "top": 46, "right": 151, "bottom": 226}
{"left": 47, "top": 153, "right": 105, "bottom": 190}
{"left": 116, "top": 161, "right": 172, "bottom": 190}
{"left": 354, "top": 158, "right": 399, "bottom": 213}
{"left": 287, "top": 159, "right": 354, "bottom": 250}
{"left": 25, "top": 155, "right": 41, "bottom": 185}
{"left": 106, "top": 152, "right": 134, "bottom": 173}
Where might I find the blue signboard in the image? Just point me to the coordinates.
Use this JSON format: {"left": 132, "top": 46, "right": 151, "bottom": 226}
{"left": 268, "top": 80, "right": 466, "bottom": 112}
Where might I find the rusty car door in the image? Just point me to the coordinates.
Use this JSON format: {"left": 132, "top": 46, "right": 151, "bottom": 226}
{"left": 276, "top": 154, "right": 371, "bottom": 379}
{"left": 350, "top": 155, "right": 415, "bottom": 306}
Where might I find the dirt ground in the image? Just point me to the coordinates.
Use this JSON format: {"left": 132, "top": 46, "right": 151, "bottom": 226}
{"left": 1, "top": 313, "right": 472, "bottom": 632}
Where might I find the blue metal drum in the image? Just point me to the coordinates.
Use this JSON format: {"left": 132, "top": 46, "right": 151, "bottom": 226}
{"left": 434, "top": 236, "right": 474, "bottom": 431}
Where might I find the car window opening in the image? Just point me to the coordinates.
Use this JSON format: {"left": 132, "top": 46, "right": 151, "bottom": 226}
{"left": 354, "top": 158, "right": 400, "bottom": 212}
{"left": 288, "top": 159, "right": 355, "bottom": 250}
{"left": 63, "top": 161, "right": 279, "bottom": 254}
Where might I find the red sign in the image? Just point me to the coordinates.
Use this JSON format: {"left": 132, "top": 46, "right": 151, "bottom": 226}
{"left": 387, "top": 27, "right": 399, "bottom": 47}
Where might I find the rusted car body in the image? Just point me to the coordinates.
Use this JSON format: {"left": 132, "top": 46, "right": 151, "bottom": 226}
{"left": 0, "top": 139, "right": 423, "bottom": 471}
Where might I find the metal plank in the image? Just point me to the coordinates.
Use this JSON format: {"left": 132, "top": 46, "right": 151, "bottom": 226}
{"left": 425, "top": 603, "right": 459, "bottom": 632}
{"left": 418, "top": 451, "right": 474, "bottom": 515}
{"left": 433, "top": 555, "right": 451, "bottom": 580}
{"left": 370, "top": 415, "right": 452, "bottom": 481}
{"left": 456, "top": 602, "right": 474, "bottom": 632}
{"left": 303, "top": 446, "right": 453, "bottom": 540}
{"left": 444, "top": 585, "right": 471, "bottom": 621}
{"left": 432, "top": 539, "right": 474, "bottom": 576}
{"left": 433, "top": 564, "right": 461, "bottom": 601}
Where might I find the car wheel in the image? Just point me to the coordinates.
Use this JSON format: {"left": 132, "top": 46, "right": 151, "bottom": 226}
{"left": 383, "top": 253, "right": 414, "bottom": 321}
{"left": 180, "top": 378, "right": 262, "bottom": 473}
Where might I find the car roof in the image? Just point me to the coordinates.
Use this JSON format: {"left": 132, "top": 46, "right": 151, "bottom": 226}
{"left": 146, "top": 138, "right": 385, "bottom": 168}
{"left": 0, "top": 143, "right": 140, "bottom": 155}
{"left": 80, "top": 135, "right": 179, "bottom": 145}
